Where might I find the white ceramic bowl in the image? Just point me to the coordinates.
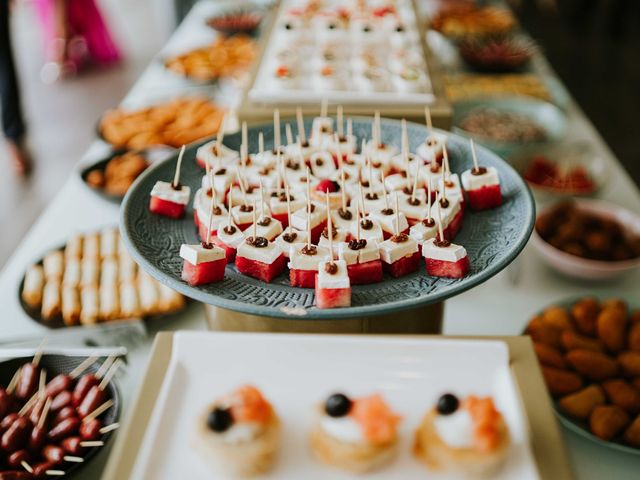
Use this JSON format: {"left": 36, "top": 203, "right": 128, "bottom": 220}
{"left": 532, "top": 199, "right": 640, "bottom": 280}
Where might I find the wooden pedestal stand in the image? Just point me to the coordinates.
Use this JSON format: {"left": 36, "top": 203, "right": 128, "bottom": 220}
{"left": 204, "top": 302, "right": 444, "bottom": 334}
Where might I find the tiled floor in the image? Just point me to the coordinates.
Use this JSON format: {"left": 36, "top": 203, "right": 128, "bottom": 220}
{"left": 1, "top": 1, "right": 638, "bottom": 268}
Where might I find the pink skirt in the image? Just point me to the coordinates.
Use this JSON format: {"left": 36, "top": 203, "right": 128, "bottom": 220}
{"left": 34, "top": 0, "right": 122, "bottom": 67}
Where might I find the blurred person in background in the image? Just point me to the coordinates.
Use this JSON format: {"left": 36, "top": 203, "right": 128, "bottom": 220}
{"left": 0, "top": 0, "right": 29, "bottom": 175}
{"left": 35, "top": 0, "right": 122, "bottom": 83}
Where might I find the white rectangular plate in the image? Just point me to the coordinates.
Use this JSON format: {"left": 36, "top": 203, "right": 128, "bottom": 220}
{"left": 132, "top": 332, "right": 539, "bottom": 479}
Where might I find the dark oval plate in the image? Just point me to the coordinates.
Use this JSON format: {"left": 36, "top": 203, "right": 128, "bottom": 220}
{"left": 526, "top": 295, "right": 640, "bottom": 456}
{"left": 80, "top": 149, "right": 130, "bottom": 204}
{"left": 0, "top": 353, "right": 121, "bottom": 477}
{"left": 120, "top": 116, "right": 535, "bottom": 320}
{"left": 18, "top": 237, "right": 187, "bottom": 329}
{"left": 80, "top": 148, "right": 174, "bottom": 204}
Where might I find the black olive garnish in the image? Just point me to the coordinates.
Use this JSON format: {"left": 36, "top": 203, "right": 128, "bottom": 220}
{"left": 207, "top": 407, "right": 233, "bottom": 432}
{"left": 436, "top": 393, "right": 459, "bottom": 415}
{"left": 325, "top": 393, "right": 352, "bottom": 417}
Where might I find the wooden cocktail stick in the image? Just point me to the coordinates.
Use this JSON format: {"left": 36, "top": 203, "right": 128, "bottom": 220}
{"left": 172, "top": 145, "right": 186, "bottom": 189}
{"left": 296, "top": 107, "right": 306, "bottom": 145}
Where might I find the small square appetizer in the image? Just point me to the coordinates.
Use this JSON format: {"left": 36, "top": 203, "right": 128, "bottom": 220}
{"left": 149, "top": 146, "right": 190, "bottom": 219}
{"left": 212, "top": 197, "right": 244, "bottom": 262}
{"left": 369, "top": 207, "right": 409, "bottom": 240}
{"left": 436, "top": 194, "right": 464, "bottom": 241}
{"left": 236, "top": 235, "right": 287, "bottom": 283}
{"left": 339, "top": 238, "right": 382, "bottom": 285}
{"left": 378, "top": 233, "right": 420, "bottom": 278}
{"left": 413, "top": 393, "right": 510, "bottom": 475}
{"left": 315, "top": 259, "right": 351, "bottom": 309}
{"left": 274, "top": 228, "right": 308, "bottom": 258}
{"left": 195, "top": 385, "right": 280, "bottom": 477}
{"left": 289, "top": 244, "right": 331, "bottom": 288}
{"left": 194, "top": 123, "right": 239, "bottom": 170}
{"left": 461, "top": 140, "right": 502, "bottom": 211}
{"left": 318, "top": 226, "right": 349, "bottom": 256}
{"left": 422, "top": 237, "right": 470, "bottom": 279}
{"left": 180, "top": 243, "right": 226, "bottom": 286}
{"left": 310, "top": 392, "right": 401, "bottom": 473}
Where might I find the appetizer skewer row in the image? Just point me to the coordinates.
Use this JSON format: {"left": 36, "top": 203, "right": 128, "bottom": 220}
{"left": 196, "top": 386, "right": 510, "bottom": 476}
{"left": 0, "top": 351, "right": 120, "bottom": 479}
{"left": 146, "top": 107, "right": 503, "bottom": 308}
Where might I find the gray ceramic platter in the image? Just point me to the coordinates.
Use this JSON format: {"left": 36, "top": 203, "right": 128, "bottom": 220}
{"left": 120, "top": 117, "right": 535, "bottom": 320}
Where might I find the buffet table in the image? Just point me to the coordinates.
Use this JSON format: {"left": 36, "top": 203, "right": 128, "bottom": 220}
{"left": 0, "top": 1, "right": 638, "bottom": 478}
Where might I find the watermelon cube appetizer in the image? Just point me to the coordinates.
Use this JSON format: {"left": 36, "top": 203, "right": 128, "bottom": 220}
{"left": 348, "top": 217, "right": 384, "bottom": 244}
{"left": 318, "top": 226, "right": 349, "bottom": 256}
{"left": 398, "top": 192, "right": 428, "bottom": 226}
{"left": 236, "top": 236, "right": 287, "bottom": 283}
{"left": 274, "top": 228, "right": 309, "bottom": 258}
{"left": 409, "top": 217, "right": 438, "bottom": 245}
{"left": 436, "top": 195, "right": 463, "bottom": 241}
{"left": 212, "top": 221, "right": 244, "bottom": 263}
{"left": 315, "top": 260, "right": 351, "bottom": 309}
{"left": 288, "top": 244, "right": 331, "bottom": 288}
{"left": 331, "top": 206, "right": 357, "bottom": 231}
{"left": 378, "top": 233, "right": 420, "bottom": 278}
{"left": 416, "top": 132, "right": 446, "bottom": 163}
{"left": 339, "top": 239, "right": 383, "bottom": 285}
{"left": 290, "top": 203, "right": 328, "bottom": 244}
{"left": 422, "top": 237, "right": 470, "bottom": 279}
{"left": 195, "top": 140, "right": 239, "bottom": 170}
{"left": 369, "top": 208, "right": 409, "bottom": 240}
{"left": 461, "top": 166, "right": 502, "bottom": 211}
{"left": 232, "top": 203, "right": 267, "bottom": 232}
{"left": 149, "top": 181, "right": 190, "bottom": 219}
{"left": 180, "top": 243, "right": 226, "bottom": 286}
{"left": 250, "top": 216, "right": 284, "bottom": 241}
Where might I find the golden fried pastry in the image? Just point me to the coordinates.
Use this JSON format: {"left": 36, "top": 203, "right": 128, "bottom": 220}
{"left": 571, "top": 297, "right": 600, "bottom": 336}
{"left": 99, "top": 97, "right": 225, "bottom": 149}
{"left": 541, "top": 366, "right": 582, "bottom": 396}
{"left": 431, "top": 5, "right": 516, "bottom": 38}
{"left": 565, "top": 350, "right": 619, "bottom": 381}
{"left": 165, "top": 35, "right": 256, "bottom": 82}
{"left": 619, "top": 352, "right": 640, "bottom": 377}
{"left": 542, "top": 306, "right": 574, "bottom": 331}
{"left": 628, "top": 323, "right": 640, "bottom": 352}
{"left": 590, "top": 405, "right": 630, "bottom": 441}
{"left": 623, "top": 415, "right": 640, "bottom": 447}
{"left": 527, "top": 321, "right": 563, "bottom": 349}
{"left": 597, "top": 307, "right": 627, "bottom": 352}
{"left": 533, "top": 342, "right": 566, "bottom": 369}
{"left": 602, "top": 379, "right": 640, "bottom": 414}
{"left": 562, "top": 330, "right": 604, "bottom": 353}
{"left": 559, "top": 385, "right": 605, "bottom": 419}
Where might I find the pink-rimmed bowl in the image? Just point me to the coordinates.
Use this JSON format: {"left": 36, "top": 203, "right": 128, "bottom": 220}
{"left": 532, "top": 199, "right": 640, "bottom": 280}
